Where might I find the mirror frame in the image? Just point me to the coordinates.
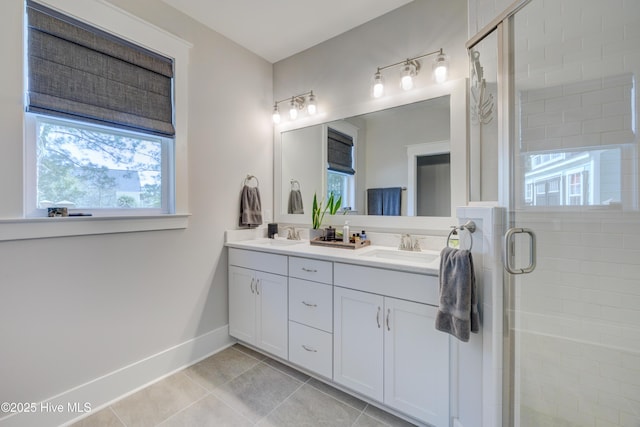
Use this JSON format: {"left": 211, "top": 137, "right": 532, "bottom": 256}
{"left": 274, "top": 78, "right": 468, "bottom": 232}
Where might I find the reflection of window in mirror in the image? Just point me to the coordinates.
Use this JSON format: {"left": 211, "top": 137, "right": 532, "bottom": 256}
{"left": 326, "top": 125, "right": 357, "bottom": 213}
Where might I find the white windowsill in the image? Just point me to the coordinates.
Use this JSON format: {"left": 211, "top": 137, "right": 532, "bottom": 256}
{"left": 0, "top": 214, "right": 190, "bottom": 242}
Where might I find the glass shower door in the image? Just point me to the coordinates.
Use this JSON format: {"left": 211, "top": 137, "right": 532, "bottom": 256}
{"left": 506, "top": 0, "right": 640, "bottom": 426}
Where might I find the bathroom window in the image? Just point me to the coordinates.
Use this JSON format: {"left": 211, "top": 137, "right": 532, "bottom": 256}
{"left": 523, "top": 147, "right": 622, "bottom": 208}
{"left": 327, "top": 127, "right": 356, "bottom": 212}
{"left": 327, "top": 171, "right": 355, "bottom": 212}
{"left": 24, "top": 1, "right": 175, "bottom": 217}
{"left": 26, "top": 116, "right": 172, "bottom": 215}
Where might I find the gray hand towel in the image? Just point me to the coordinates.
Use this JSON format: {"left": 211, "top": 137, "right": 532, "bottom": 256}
{"left": 239, "top": 185, "right": 262, "bottom": 227}
{"left": 435, "top": 246, "right": 479, "bottom": 342}
{"left": 288, "top": 189, "right": 304, "bottom": 214}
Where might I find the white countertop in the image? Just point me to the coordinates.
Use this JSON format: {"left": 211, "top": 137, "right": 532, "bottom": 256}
{"left": 225, "top": 238, "right": 441, "bottom": 276}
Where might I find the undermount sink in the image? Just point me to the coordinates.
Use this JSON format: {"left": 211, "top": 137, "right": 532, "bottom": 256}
{"left": 254, "top": 238, "right": 306, "bottom": 246}
{"left": 358, "top": 248, "right": 440, "bottom": 264}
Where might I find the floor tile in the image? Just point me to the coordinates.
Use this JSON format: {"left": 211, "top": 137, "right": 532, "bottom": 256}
{"left": 183, "top": 346, "right": 261, "bottom": 391}
{"left": 364, "top": 404, "right": 418, "bottom": 427}
{"left": 110, "top": 372, "right": 206, "bottom": 427}
{"left": 214, "top": 362, "right": 302, "bottom": 423}
{"left": 307, "top": 377, "right": 367, "bottom": 411}
{"left": 353, "top": 413, "right": 389, "bottom": 427}
{"left": 258, "top": 383, "right": 362, "bottom": 427}
{"left": 263, "top": 357, "right": 311, "bottom": 382}
{"left": 232, "top": 343, "right": 268, "bottom": 361}
{"left": 70, "top": 407, "right": 124, "bottom": 427}
{"left": 159, "top": 394, "right": 252, "bottom": 427}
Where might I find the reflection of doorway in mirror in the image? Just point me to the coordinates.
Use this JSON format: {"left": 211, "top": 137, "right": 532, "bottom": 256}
{"left": 417, "top": 153, "right": 451, "bottom": 216}
{"left": 406, "top": 141, "right": 450, "bottom": 216}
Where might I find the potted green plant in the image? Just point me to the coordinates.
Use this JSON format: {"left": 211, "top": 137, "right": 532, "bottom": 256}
{"left": 310, "top": 192, "right": 341, "bottom": 239}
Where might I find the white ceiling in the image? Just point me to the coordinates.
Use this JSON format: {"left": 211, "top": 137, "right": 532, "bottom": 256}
{"left": 161, "top": 0, "right": 414, "bottom": 63}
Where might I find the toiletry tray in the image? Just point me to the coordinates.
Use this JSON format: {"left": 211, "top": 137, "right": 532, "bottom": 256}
{"left": 310, "top": 237, "right": 371, "bottom": 250}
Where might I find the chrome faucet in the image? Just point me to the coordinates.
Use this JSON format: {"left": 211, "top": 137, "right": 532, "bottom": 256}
{"left": 398, "top": 234, "right": 421, "bottom": 251}
{"left": 286, "top": 227, "right": 301, "bottom": 240}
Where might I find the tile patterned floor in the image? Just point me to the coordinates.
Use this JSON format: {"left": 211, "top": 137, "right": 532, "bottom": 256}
{"left": 71, "top": 344, "right": 418, "bottom": 427}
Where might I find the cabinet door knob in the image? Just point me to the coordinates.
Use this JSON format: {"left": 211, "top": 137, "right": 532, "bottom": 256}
{"left": 386, "top": 308, "right": 391, "bottom": 331}
{"left": 376, "top": 306, "right": 381, "bottom": 328}
{"left": 302, "top": 345, "right": 318, "bottom": 352}
{"left": 301, "top": 301, "right": 317, "bottom": 307}
{"left": 256, "top": 279, "right": 260, "bottom": 295}
{"left": 301, "top": 267, "right": 318, "bottom": 273}
{"left": 250, "top": 278, "right": 255, "bottom": 294}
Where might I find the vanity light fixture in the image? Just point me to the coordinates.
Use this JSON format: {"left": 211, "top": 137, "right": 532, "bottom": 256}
{"left": 272, "top": 90, "right": 317, "bottom": 124}
{"left": 372, "top": 48, "right": 448, "bottom": 98}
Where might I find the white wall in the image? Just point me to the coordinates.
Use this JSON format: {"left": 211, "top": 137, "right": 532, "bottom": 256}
{"left": 0, "top": 0, "right": 273, "bottom": 418}
{"left": 281, "top": 124, "right": 323, "bottom": 215}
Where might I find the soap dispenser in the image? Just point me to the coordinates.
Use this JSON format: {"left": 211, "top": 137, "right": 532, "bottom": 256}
{"left": 343, "top": 221, "right": 350, "bottom": 243}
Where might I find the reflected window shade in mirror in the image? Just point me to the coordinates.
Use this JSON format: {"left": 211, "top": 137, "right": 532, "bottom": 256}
{"left": 26, "top": 0, "right": 175, "bottom": 137}
{"left": 327, "top": 128, "right": 355, "bottom": 175}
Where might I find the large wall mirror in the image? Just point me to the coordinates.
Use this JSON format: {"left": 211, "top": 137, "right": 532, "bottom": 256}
{"left": 274, "top": 79, "right": 467, "bottom": 231}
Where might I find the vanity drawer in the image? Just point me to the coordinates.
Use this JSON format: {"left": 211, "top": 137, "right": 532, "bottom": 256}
{"left": 228, "top": 248, "right": 288, "bottom": 276}
{"left": 289, "top": 321, "right": 333, "bottom": 379}
{"left": 289, "top": 256, "right": 333, "bottom": 284}
{"left": 289, "top": 278, "right": 332, "bottom": 332}
{"left": 334, "top": 263, "right": 439, "bottom": 306}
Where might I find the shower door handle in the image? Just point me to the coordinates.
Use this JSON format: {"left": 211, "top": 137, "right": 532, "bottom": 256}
{"left": 503, "top": 227, "right": 536, "bottom": 274}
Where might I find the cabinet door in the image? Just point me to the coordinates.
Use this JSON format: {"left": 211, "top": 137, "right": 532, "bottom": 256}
{"left": 384, "top": 298, "right": 449, "bottom": 426}
{"left": 334, "top": 287, "right": 384, "bottom": 401}
{"left": 228, "top": 266, "right": 256, "bottom": 344}
{"left": 255, "top": 271, "right": 288, "bottom": 359}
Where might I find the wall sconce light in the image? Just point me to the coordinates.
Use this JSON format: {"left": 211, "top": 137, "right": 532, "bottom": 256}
{"left": 372, "top": 48, "right": 448, "bottom": 98}
{"left": 272, "top": 90, "right": 317, "bottom": 124}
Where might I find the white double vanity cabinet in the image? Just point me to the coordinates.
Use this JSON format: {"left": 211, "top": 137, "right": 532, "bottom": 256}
{"left": 227, "top": 242, "right": 450, "bottom": 427}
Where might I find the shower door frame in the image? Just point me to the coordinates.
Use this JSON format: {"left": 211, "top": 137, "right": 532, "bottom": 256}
{"left": 466, "top": 1, "right": 532, "bottom": 425}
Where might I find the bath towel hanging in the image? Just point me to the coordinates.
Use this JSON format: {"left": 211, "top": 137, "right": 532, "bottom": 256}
{"left": 435, "top": 246, "right": 479, "bottom": 342}
{"left": 366, "top": 187, "right": 402, "bottom": 215}
{"left": 288, "top": 180, "right": 304, "bottom": 214}
{"left": 239, "top": 175, "right": 262, "bottom": 227}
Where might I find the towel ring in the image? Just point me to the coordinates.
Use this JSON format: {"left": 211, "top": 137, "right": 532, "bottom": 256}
{"left": 244, "top": 174, "right": 259, "bottom": 187}
{"left": 447, "top": 220, "right": 476, "bottom": 250}
{"left": 290, "top": 179, "right": 301, "bottom": 191}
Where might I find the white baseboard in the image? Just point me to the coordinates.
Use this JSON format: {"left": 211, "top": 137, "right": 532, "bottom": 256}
{"left": 0, "top": 325, "right": 234, "bottom": 427}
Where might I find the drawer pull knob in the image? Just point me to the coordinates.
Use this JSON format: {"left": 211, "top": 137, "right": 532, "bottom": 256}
{"left": 301, "top": 267, "right": 318, "bottom": 273}
{"left": 302, "top": 301, "right": 317, "bottom": 307}
{"left": 302, "top": 345, "right": 318, "bottom": 352}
